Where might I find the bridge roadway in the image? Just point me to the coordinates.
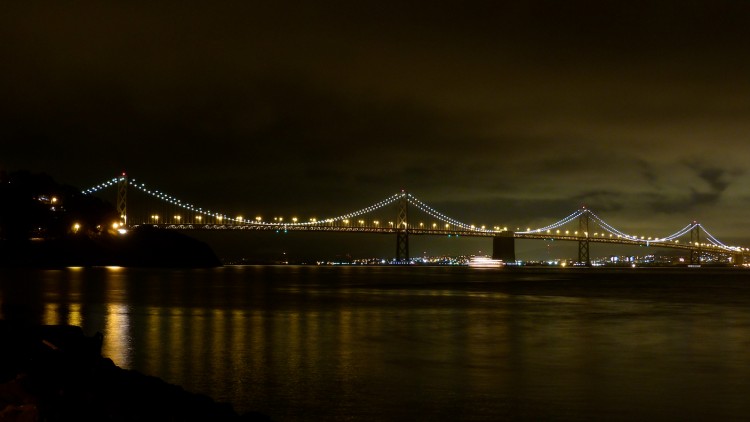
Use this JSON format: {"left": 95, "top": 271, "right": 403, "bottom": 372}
{"left": 136, "top": 223, "right": 743, "bottom": 256}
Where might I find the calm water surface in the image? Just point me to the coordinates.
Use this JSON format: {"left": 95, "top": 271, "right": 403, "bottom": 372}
{"left": 2, "top": 266, "right": 750, "bottom": 421}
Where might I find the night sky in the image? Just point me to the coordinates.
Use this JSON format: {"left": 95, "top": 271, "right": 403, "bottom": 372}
{"left": 3, "top": 2, "right": 750, "bottom": 259}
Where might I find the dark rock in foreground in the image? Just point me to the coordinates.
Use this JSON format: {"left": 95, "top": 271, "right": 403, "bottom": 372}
{"left": 0, "top": 320, "right": 269, "bottom": 421}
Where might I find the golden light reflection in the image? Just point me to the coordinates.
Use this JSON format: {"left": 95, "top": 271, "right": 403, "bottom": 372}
{"left": 210, "top": 309, "right": 227, "bottom": 398}
{"left": 144, "top": 306, "right": 161, "bottom": 377}
{"left": 231, "top": 309, "right": 248, "bottom": 397}
{"left": 67, "top": 303, "right": 82, "bottom": 327}
{"left": 43, "top": 303, "right": 60, "bottom": 325}
{"left": 339, "top": 310, "right": 353, "bottom": 382}
{"left": 168, "top": 308, "right": 185, "bottom": 383}
{"left": 250, "top": 310, "right": 266, "bottom": 382}
{"left": 192, "top": 309, "right": 208, "bottom": 389}
{"left": 305, "top": 311, "right": 320, "bottom": 368}
{"left": 104, "top": 303, "right": 131, "bottom": 368}
{"left": 286, "top": 312, "right": 301, "bottom": 373}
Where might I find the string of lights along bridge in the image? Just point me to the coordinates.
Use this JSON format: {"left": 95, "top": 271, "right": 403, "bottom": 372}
{"left": 83, "top": 174, "right": 748, "bottom": 266}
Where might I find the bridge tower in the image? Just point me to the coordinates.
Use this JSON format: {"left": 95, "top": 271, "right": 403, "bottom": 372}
{"left": 690, "top": 223, "right": 701, "bottom": 265}
{"left": 117, "top": 172, "right": 128, "bottom": 226}
{"left": 578, "top": 208, "right": 591, "bottom": 267}
{"left": 395, "top": 191, "right": 409, "bottom": 262}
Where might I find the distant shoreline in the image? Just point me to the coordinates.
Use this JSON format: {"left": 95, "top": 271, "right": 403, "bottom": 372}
{"left": 219, "top": 261, "right": 744, "bottom": 269}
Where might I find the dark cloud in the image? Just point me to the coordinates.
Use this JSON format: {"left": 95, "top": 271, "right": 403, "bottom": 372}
{"left": 644, "top": 163, "right": 743, "bottom": 216}
{"left": 637, "top": 160, "right": 658, "bottom": 187}
{"left": 695, "top": 166, "right": 734, "bottom": 194}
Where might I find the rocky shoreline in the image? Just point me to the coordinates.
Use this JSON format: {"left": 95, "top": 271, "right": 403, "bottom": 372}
{"left": 0, "top": 320, "right": 269, "bottom": 421}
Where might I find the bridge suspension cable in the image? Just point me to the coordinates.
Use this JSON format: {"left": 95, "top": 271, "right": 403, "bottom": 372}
{"left": 517, "top": 210, "right": 584, "bottom": 234}
{"left": 588, "top": 209, "right": 739, "bottom": 251}
{"left": 519, "top": 207, "right": 743, "bottom": 253}
{"left": 583, "top": 211, "right": 700, "bottom": 245}
{"left": 85, "top": 177, "right": 231, "bottom": 221}
{"left": 406, "top": 194, "right": 485, "bottom": 231}
{"left": 699, "top": 224, "right": 740, "bottom": 251}
{"left": 82, "top": 177, "right": 121, "bottom": 195}
{"left": 586, "top": 210, "right": 640, "bottom": 239}
{"left": 296, "top": 193, "right": 404, "bottom": 226}
{"left": 653, "top": 223, "right": 696, "bottom": 242}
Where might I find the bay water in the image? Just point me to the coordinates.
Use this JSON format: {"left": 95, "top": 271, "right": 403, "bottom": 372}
{"left": 1, "top": 265, "right": 750, "bottom": 420}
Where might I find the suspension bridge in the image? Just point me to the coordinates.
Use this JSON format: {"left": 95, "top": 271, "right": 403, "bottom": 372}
{"left": 83, "top": 174, "right": 748, "bottom": 266}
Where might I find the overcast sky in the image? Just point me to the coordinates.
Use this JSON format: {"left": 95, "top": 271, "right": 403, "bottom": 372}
{"left": 3, "top": 1, "right": 750, "bottom": 258}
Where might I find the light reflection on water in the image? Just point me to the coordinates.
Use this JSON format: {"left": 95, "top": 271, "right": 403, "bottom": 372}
{"left": 2, "top": 266, "right": 750, "bottom": 420}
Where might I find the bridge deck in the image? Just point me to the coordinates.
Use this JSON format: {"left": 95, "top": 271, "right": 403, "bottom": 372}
{"left": 132, "top": 223, "right": 745, "bottom": 255}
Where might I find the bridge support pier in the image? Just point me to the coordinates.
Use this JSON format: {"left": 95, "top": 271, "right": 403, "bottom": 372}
{"left": 395, "top": 191, "right": 409, "bottom": 262}
{"left": 492, "top": 232, "right": 516, "bottom": 263}
{"left": 733, "top": 253, "right": 744, "bottom": 266}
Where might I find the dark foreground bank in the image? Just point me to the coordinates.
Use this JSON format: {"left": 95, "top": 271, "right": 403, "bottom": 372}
{"left": 0, "top": 226, "right": 222, "bottom": 268}
{"left": 0, "top": 320, "right": 269, "bottom": 421}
